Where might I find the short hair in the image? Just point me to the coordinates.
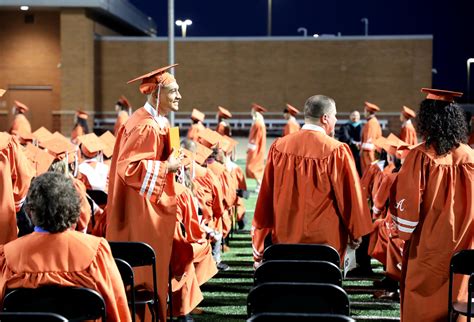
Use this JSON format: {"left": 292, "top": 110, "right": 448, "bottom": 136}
{"left": 181, "top": 138, "right": 196, "bottom": 152}
{"left": 417, "top": 99, "right": 468, "bottom": 155}
{"left": 26, "top": 172, "right": 81, "bottom": 233}
{"left": 350, "top": 109, "right": 360, "bottom": 114}
{"left": 304, "top": 95, "right": 336, "bottom": 119}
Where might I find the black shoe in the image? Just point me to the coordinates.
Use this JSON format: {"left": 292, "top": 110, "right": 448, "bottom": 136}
{"left": 217, "top": 262, "right": 230, "bottom": 271}
{"left": 345, "top": 266, "right": 376, "bottom": 278}
{"left": 238, "top": 217, "right": 246, "bottom": 230}
{"left": 373, "top": 277, "right": 398, "bottom": 291}
{"left": 176, "top": 314, "right": 194, "bottom": 322}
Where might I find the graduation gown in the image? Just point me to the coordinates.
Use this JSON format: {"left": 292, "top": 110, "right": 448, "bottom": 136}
{"left": 187, "top": 122, "right": 205, "bottom": 141}
{"left": 394, "top": 143, "right": 474, "bottom": 322}
{"left": 216, "top": 121, "right": 231, "bottom": 136}
{"left": 106, "top": 103, "right": 177, "bottom": 322}
{"left": 252, "top": 124, "right": 373, "bottom": 262}
{"left": 400, "top": 120, "right": 417, "bottom": 145}
{"left": 71, "top": 124, "right": 85, "bottom": 144}
{"left": 0, "top": 231, "right": 131, "bottom": 322}
{"left": 9, "top": 114, "right": 31, "bottom": 138}
{"left": 0, "top": 133, "right": 34, "bottom": 245}
{"left": 246, "top": 119, "right": 266, "bottom": 181}
{"left": 360, "top": 116, "right": 382, "bottom": 173}
{"left": 114, "top": 111, "right": 129, "bottom": 136}
{"left": 72, "top": 178, "right": 92, "bottom": 233}
{"left": 283, "top": 117, "right": 300, "bottom": 136}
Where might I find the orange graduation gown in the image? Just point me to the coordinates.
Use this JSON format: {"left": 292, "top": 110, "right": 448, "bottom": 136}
{"left": 72, "top": 178, "right": 92, "bottom": 233}
{"left": 252, "top": 125, "right": 373, "bottom": 263}
{"left": 246, "top": 119, "right": 266, "bottom": 181}
{"left": 216, "top": 121, "right": 231, "bottom": 136}
{"left": 360, "top": 116, "right": 382, "bottom": 174}
{"left": 10, "top": 114, "right": 32, "bottom": 138}
{"left": 400, "top": 120, "right": 417, "bottom": 145}
{"left": 0, "top": 231, "right": 131, "bottom": 322}
{"left": 283, "top": 118, "right": 300, "bottom": 136}
{"left": 71, "top": 124, "right": 85, "bottom": 144}
{"left": 0, "top": 133, "right": 34, "bottom": 245}
{"left": 187, "top": 122, "right": 205, "bottom": 141}
{"left": 394, "top": 144, "right": 474, "bottom": 322}
{"left": 114, "top": 110, "right": 129, "bottom": 136}
{"left": 106, "top": 104, "right": 176, "bottom": 322}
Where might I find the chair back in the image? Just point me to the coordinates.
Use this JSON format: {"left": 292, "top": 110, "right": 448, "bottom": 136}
{"left": 0, "top": 312, "right": 68, "bottom": 322}
{"left": 247, "top": 312, "right": 354, "bottom": 322}
{"left": 254, "top": 260, "right": 342, "bottom": 286}
{"left": 247, "top": 282, "right": 350, "bottom": 317}
{"left": 115, "top": 258, "right": 136, "bottom": 322}
{"left": 109, "top": 241, "right": 156, "bottom": 267}
{"left": 263, "top": 244, "right": 340, "bottom": 267}
{"left": 448, "top": 249, "right": 474, "bottom": 321}
{"left": 3, "top": 287, "right": 106, "bottom": 321}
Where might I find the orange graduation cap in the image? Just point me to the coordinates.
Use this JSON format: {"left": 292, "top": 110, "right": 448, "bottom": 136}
{"left": 76, "top": 110, "right": 89, "bottom": 120}
{"left": 41, "top": 133, "right": 77, "bottom": 163}
{"left": 195, "top": 142, "right": 213, "bottom": 164}
{"left": 0, "top": 89, "right": 5, "bottom": 97}
{"left": 373, "top": 136, "right": 393, "bottom": 154}
{"left": 14, "top": 100, "right": 29, "bottom": 113}
{"left": 23, "top": 143, "right": 56, "bottom": 176}
{"left": 127, "top": 64, "right": 178, "bottom": 95}
{"left": 180, "top": 148, "right": 193, "bottom": 167}
{"left": 220, "top": 135, "right": 238, "bottom": 155}
{"left": 197, "top": 128, "right": 222, "bottom": 149}
{"left": 99, "top": 131, "right": 116, "bottom": 158}
{"left": 77, "top": 133, "right": 105, "bottom": 158}
{"left": 191, "top": 108, "right": 205, "bottom": 122}
{"left": 16, "top": 129, "right": 34, "bottom": 142}
{"left": 32, "top": 127, "right": 53, "bottom": 143}
{"left": 402, "top": 106, "right": 416, "bottom": 119}
{"left": 364, "top": 101, "right": 380, "bottom": 112}
{"left": 117, "top": 95, "right": 132, "bottom": 108}
{"left": 285, "top": 103, "right": 300, "bottom": 116}
{"left": 252, "top": 103, "right": 267, "bottom": 113}
{"left": 421, "top": 88, "right": 463, "bottom": 102}
{"left": 218, "top": 106, "right": 232, "bottom": 119}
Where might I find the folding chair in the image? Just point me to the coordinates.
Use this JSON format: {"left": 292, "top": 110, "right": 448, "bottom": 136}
{"left": 247, "top": 282, "right": 350, "bottom": 317}
{"left": 115, "top": 258, "right": 136, "bottom": 322}
{"left": 449, "top": 249, "right": 474, "bottom": 322}
{"left": 262, "top": 243, "right": 340, "bottom": 267}
{"left": 108, "top": 241, "right": 160, "bottom": 322}
{"left": 0, "top": 312, "right": 68, "bottom": 322}
{"left": 247, "top": 312, "right": 355, "bottom": 322}
{"left": 3, "top": 287, "right": 106, "bottom": 321}
{"left": 254, "top": 260, "right": 342, "bottom": 286}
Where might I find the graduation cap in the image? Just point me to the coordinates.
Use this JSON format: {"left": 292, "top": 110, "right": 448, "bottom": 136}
{"left": 402, "top": 106, "right": 416, "bottom": 119}
{"left": 0, "top": 89, "right": 5, "bottom": 97}
{"left": 364, "top": 101, "right": 380, "bottom": 112}
{"left": 23, "top": 143, "right": 56, "bottom": 176}
{"left": 197, "top": 128, "right": 223, "bottom": 149}
{"left": 252, "top": 103, "right": 267, "bottom": 113}
{"left": 180, "top": 148, "right": 193, "bottom": 167}
{"left": 373, "top": 136, "right": 392, "bottom": 154}
{"left": 76, "top": 110, "right": 89, "bottom": 120}
{"left": 218, "top": 106, "right": 232, "bottom": 119}
{"left": 41, "top": 133, "right": 77, "bottom": 163}
{"left": 421, "top": 88, "right": 463, "bottom": 102}
{"left": 14, "top": 100, "right": 29, "bottom": 113}
{"left": 220, "top": 135, "right": 238, "bottom": 155}
{"left": 117, "top": 95, "right": 132, "bottom": 108}
{"left": 191, "top": 108, "right": 205, "bottom": 122}
{"left": 32, "top": 127, "right": 53, "bottom": 143}
{"left": 15, "top": 129, "right": 34, "bottom": 143}
{"left": 285, "top": 103, "right": 300, "bottom": 116}
{"left": 99, "top": 131, "right": 115, "bottom": 158}
{"left": 77, "top": 133, "right": 105, "bottom": 158}
{"left": 194, "top": 142, "right": 213, "bottom": 165}
{"left": 127, "top": 64, "right": 178, "bottom": 95}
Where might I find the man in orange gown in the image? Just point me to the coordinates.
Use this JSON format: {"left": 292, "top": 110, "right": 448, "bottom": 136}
{"left": 9, "top": 100, "right": 32, "bottom": 140}
{"left": 0, "top": 172, "right": 131, "bottom": 322}
{"left": 282, "top": 103, "right": 301, "bottom": 136}
{"left": 187, "top": 108, "right": 206, "bottom": 141}
{"left": 399, "top": 105, "right": 417, "bottom": 145}
{"left": 360, "top": 101, "right": 382, "bottom": 174}
{"left": 252, "top": 95, "right": 372, "bottom": 267}
{"left": 114, "top": 95, "right": 132, "bottom": 136}
{"left": 0, "top": 132, "right": 34, "bottom": 245}
{"left": 394, "top": 88, "right": 473, "bottom": 322}
{"left": 246, "top": 103, "right": 267, "bottom": 192}
{"left": 216, "top": 106, "right": 232, "bottom": 136}
{"left": 106, "top": 64, "right": 183, "bottom": 322}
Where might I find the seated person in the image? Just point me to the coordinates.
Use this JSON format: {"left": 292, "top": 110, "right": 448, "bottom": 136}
{"left": 0, "top": 172, "right": 131, "bottom": 322}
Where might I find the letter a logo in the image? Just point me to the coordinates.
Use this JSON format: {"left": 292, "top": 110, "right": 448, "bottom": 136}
{"left": 395, "top": 199, "right": 406, "bottom": 212}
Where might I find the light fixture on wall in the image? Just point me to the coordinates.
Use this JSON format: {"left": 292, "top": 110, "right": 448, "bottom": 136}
{"left": 20, "top": 5, "right": 29, "bottom": 11}
{"left": 175, "top": 19, "right": 192, "bottom": 37}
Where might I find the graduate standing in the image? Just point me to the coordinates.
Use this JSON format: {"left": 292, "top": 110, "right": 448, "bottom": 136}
{"left": 399, "top": 105, "right": 417, "bottom": 145}
{"left": 282, "top": 103, "right": 301, "bottom": 136}
{"left": 246, "top": 103, "right": 267, "bottom": 192}
{"left": 361, "top": 101, "right": 382, "bottom": 174}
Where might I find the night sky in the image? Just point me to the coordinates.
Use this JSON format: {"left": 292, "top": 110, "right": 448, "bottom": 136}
{"left": 130, "top": 0, "right": 474, "bottom": 102}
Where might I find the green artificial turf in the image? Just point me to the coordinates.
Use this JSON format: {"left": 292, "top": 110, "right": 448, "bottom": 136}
{"left": 192, "top": 160, "right": 401, "bottom": 321}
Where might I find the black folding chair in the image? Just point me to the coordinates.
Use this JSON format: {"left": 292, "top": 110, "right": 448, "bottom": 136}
{"left": 254, "top": 260, "right": 342, "bottom": 286}
{"left": 3, "top": 287, "right": 106, "bottom": 321}
{"left": 449, "top": 249, "right": 474, "bottom": 322}
{"left": 247, "top": 282, "right": 350, "bottom": 317}
{"left": 115, "top": 258, "right": 136, "bottom": 322}
{"left": 247, "top": 312, "right": 355, "bottom": 321}
{"left": 262, "top": 244, "right": 340, "bottom": 267}
{"left": 0, "top": 312, "right": 68, "bottom": 322}
{"left": 109, "top": 241, "right": 160, "bottom": 322}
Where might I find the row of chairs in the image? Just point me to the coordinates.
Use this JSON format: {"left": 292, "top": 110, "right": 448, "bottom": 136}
{"left": 247, "top": 244, "right": 354, "bottom": 322}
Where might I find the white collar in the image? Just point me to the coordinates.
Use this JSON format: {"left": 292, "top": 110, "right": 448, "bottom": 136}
{"left": 302, "top": 123, "right": 326, "bottom": 134}
{"left": 144, "top": 102, "right": 168, "bottom": 129}
{"left": 289, "top": 116, "right": 297, "bottom": 122}
{"left": 402, "top": 119, "right": 412, "bottom": 127}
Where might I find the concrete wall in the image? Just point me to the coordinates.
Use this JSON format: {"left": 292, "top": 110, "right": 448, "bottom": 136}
{"left": 97, "top": 37, "right": 432, "bottom": 116}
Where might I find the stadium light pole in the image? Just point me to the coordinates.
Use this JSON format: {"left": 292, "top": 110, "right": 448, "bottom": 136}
{"left": 297, "top": 27, "right": 307, "bottom": 37}
{"left": 267, "top": 0, "right": 272, "bottom": 36}
{"left": 361, "top": 17, "right": 369, "bottom": 36}
{"left": 168, "top": 0, "right": 175, "bottom": 126}
{"left": 467, "top": 58, "right": 474, "bottom": 102}
{"left": 176, "top": 19, "right": 192, "bottom": 37}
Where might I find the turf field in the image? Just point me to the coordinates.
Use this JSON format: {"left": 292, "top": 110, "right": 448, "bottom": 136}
{"left": 194, "top": 160, "right": 401, "bottom": 321}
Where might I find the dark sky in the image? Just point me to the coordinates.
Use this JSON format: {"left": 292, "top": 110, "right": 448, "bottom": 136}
{"left": 130, "top": 0, "right": 474, "bottom": 102}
